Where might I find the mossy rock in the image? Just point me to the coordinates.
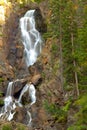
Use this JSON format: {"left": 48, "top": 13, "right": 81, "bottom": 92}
{"left": 0, "top": 98, "right": 4, "bottom": 106}
{"left": 0, "top": 122, "right": 29, "bottom": 130}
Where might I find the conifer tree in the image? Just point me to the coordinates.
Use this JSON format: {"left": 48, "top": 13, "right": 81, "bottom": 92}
{"left": 76, "top": 0, "right": 87, "bottom": 92}
{"left": 49, "top": 0, "right": 80, "bottom": 96}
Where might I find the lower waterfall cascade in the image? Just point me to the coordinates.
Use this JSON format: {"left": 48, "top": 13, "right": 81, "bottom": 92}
{"left": 0, "top": 82, "right": 36, "bottom": 125}
{"left": 0, "top": 9, "right": 42, "bottom": 125}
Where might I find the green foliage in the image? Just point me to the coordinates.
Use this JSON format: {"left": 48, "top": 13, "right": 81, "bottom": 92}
{"left": 0, "top": 93, "right": 3, "bottom": 97}
{"left": 16, "top": 0, "right": 34, "bottom": 6}
{"left": 41, "top": 72, "right": 46, "bottom": 79}
{"left": 52, "top": 61, "right": 59, "bottom": 74}
{"left": 16, "top": 0, "right": 43, "bottom": 5}
{"left": 17, "top": 124, "right": 25, "bottom": 130}
{"left": 49, "top": 0, "right": 87, "bottom": 94}
{"left": 47, "top": 91, "right": 51, "bottom": 97}
{"left": 76, "top": 3, "right": 87, "bottom": 92}
{"left": 76, "top": 95, "right": 87, "bottom": 122}
{"left": 68, "top": 125, "right": 87, "bottom": 130}
{"left": 43, "top": 0, "right": 87, "bottom": 128}
{"left": 76, "top": 95, "right": 87, "bottom": 104}
{"left": 64, "top": 84, "right": 73, "bottom": 91}
{"left": 51, "top": 43, "right": 59, "bottom": 56}
{"left": 42, "top": 32, "right": 52, "bottom": 40}
{"left": 43, "top": 100, "right": 68, "bottom": 122}
{"left": 63, "top": 100, "right": 71, "bottom": 112}
{"left": 2, "top": 124, "right": 12, "bottom": 130}
{"left": 34, "top": 0, "right": 43, "bottom": 3}
{"left": 0, "top": 99, "right": 4, "bottom": 105}
{"left": 68, "top": 95, "right": 87, "bottom": 129}
{"left": 0, "top": 77, "right": 4, "bottom": 82}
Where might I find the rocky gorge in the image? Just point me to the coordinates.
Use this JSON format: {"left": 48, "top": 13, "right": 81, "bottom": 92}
{"left": 0, "top": 1, "right": 66, "bottom": 130}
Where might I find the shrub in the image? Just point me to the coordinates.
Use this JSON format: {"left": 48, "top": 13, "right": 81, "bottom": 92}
{"left": 51, "top": 43, "right": 58, "bottom": 56}
{"left": 43, "top": 100, "right": 67, "bottom": 122}
{"left": 2, "top": 124, "right": 12, "bottom": 130}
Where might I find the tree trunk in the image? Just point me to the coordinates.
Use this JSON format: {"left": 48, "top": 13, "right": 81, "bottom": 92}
{"left": 59, "top": 0, "right": 64, "bottom": 95}
{"left": 71, "top": 33, "right": 79, "bottom": 96}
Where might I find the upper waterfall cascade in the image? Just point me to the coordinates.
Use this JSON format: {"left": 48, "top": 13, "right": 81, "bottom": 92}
{"left": 20, "top": 9, "right": 42, "bottom": 67}
{"left": 0, "top": 9, "right": 42, "bottom": 125}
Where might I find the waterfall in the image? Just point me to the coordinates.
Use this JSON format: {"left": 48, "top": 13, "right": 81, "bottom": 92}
{"left": 17, "top": 83, "right": 36, "bottom": 125}
{"left": 6, "top": 81, "right": 14, "bottom": 96}
{"left": 18, "top": 83, "right": 36, "bottom": 107}
{"left": 20, "top": 9, "right": 42, "bottom": 67}
{"left": 0, "top": 9, "right": 42, "bottom": 125}
{"left": 0, "top": 82, "right": 36, "bottom": 123}
{"left": 0, "top": 82, "right": 16, "bottom": 121}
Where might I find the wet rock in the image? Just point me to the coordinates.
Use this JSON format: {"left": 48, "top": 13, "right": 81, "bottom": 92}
{"left": 7, "top": 53, "right": 17, "bottom": 66}
{"left": 16, "top": 45, "right": 24, "bottom": 59}
{"left": 13, "top": 81, "right": 26, "bottom": 95}
{"left": 14, "top": 107, "right": 27, "bottom": 124}
{"left": 29, "top": 62, "right": 43, "bottom": 76}
{"left": 34, "top": 8, "right": 47, "bottom": 33}
{"left": 12, "top": 77, "right": 31, "bottom": 97}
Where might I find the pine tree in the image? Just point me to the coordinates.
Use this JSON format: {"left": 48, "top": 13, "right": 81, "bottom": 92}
{"left": 60, "top": 0, "right": 80, "bottom": 96}
{"left": 49, "top": 0, "right": 80, "bottom": 96}
{"left": 76, "top": 0, "right": 87, "bottom": 92}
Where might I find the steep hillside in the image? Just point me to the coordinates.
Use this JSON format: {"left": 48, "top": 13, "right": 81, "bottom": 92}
{"left": 0, "top": 0, "right": 87, "bottom": 130}
{"left": 0, "top": 1, "right": 63, "bottom": 130}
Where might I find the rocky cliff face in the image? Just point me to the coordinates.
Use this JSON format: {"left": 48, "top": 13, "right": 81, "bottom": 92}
{"left": 0, "top": 1, "right": 64, "bottom": 130}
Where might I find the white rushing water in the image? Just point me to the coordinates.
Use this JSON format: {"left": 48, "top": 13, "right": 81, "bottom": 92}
{"left": 20, "top": 9, "right": 42, "bottom": 67}
{"left": 6, "top": 81, "right": 14, "bottom": 96}
{"left": 17, "top": 83, "right": 36, "bottom": 125}
{"left": 0, "top": 82, "right": 16, "bottom": 121}
{"left": 0, "top": 82, "right": 36, "bottom": 124}
{"left": 0, "top": 10, "right": 41, "bottom": 124}
{"left": 18, "top": 83, "right": 36, "bottom": 106}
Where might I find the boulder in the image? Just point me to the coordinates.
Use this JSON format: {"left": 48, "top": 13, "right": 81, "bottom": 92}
{"left": 13, "top": 78, "right": 29, "bottom": 96}
{"left": 34, "top": 8, "right": 47, "bottom": 33}
{"left": 16, "top": 45, "right": 24, "bottom": 59}
{"left": 14, "top": 107, "right": 27, "bottom": 124}
{"left": 29, "top": 62, "right": 43, "bottom": 76}
{"left": 13, "top": 81, "right": 25, "bottom": 95}
{"left": 31, "top": 74, "right": 41, "bottom": 85}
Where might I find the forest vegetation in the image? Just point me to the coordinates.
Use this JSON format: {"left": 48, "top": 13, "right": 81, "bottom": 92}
{"left": 45, "top": 0, "right": 87, "bottom": 129}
